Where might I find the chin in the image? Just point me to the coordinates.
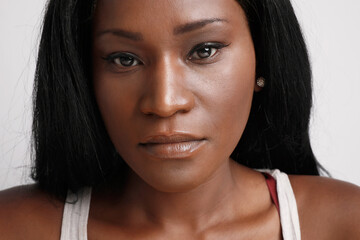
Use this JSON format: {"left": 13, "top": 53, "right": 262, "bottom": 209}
{"left": 138, "top": 164, "right": 214, "bottom": 193}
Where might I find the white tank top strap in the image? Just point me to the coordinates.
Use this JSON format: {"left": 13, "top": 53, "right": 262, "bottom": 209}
{"left": 262, "top": 169, "right": 302, "bottom": 240}
{"left": 60, "top": 187, "right": 92, "bottom": 240}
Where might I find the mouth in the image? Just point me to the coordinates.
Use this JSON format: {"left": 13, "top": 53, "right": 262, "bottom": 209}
{"left": 139, "top": 134, "right": 207, "bottom": 159}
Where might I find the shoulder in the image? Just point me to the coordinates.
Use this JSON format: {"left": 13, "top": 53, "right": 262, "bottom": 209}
{"left": 0, "top": 184, "right": 64, "bottom": 240}
{"left": 288, "top": 175, "right": 360, "bottom": 240}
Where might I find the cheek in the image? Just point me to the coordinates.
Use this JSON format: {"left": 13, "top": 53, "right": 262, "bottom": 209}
{"left": 217, "top": 62, "right": 254, "bottom": 130}
{"left": 93, "top": 71, "right": 139, "bottom": 153}
{"left": 197, "top": 46, "right": 256, "bottom": 154}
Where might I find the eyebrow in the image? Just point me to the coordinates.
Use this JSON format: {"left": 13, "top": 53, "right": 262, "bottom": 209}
{"left": 95, "top": 18, "right": 228, "bottom": 41}
{"left": 96, "top": 29, "right": 143, "bottom": 41}
{"left": 173, "top": 18, "right": 228, "bottom": 35}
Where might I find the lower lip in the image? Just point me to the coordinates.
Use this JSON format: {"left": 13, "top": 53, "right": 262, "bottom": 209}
{"left": 139, "top": 140, "right": 206, "bottom": 159}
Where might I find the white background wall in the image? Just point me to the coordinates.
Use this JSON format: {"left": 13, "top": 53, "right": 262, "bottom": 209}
{"left": 0, "top": 0, "right": 359, "bottom": 190}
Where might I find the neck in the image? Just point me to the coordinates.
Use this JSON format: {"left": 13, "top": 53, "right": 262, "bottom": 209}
{"left": 120, "top": 159, "right": 246, "bottom": 231}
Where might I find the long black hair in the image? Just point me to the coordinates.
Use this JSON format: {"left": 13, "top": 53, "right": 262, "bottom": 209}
{"left": 31, "top": 0, "right": 326, "bottom": 198}
{"left": 232, "top": 0, "right": 326, "bottom": 175}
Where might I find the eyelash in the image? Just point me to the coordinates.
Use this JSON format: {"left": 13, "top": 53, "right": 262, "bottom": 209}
{"left": 102, "top": 52, "right": 141, "bottom": 68}
{"left": 187, "top": 42, "right": 229, "bottom": 61}
{"left": 102, "top": 42, "right": 230, "bottom": 69}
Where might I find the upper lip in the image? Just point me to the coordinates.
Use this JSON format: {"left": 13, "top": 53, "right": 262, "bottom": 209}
{"left": 139, "top": 133, "right": 205, "bottom": 144}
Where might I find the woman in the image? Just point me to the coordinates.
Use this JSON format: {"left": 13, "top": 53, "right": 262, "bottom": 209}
{"left": 0, "top": 0, "right": 359, "bottom": 239}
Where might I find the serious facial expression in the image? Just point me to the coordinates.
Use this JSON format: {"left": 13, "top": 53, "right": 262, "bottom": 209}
{"left": 92, "top": 0, "right": 257, "bottom": 192}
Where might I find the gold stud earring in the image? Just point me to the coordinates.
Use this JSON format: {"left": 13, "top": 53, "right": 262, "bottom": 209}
{"left": 256, "top": 77, "right": 266, "bottom": 88}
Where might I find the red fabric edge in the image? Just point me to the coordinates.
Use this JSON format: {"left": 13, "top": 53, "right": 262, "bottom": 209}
{"left": 263, "top": 173, "right": 280, "bottom": 213}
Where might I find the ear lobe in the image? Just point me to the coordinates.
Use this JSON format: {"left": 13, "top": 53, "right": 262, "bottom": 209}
{"left": 254, "top": 77, "right": 265, "bottom": 92}
{"left": 254, "top": 82, "right": 263, "bottom": 92}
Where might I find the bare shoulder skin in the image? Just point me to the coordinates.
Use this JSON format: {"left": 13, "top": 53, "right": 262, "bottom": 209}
{"left": 0, "top": 185, "right": 63, "bottom": 240}
{"left": 289, "top": 175, "right": 360, "bottom": 239}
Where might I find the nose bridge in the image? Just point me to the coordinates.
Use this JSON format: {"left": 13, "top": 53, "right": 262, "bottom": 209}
{"left": 140, "top": 54, "right": 194, "bottom": 117}
{"left": 157, "top": 54, "right": 182, "bottom": 108}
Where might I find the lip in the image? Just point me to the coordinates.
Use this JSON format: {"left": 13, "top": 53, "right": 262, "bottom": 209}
{"left": 139, "top": 133, "right": 206, "bottom": 159}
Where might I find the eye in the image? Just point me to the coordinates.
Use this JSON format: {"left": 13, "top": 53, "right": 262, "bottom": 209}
{"left": 188, "top": 42, "right": 228, "bottom": 61}
{"left": 103, "top": 52, "right": 142, "bottom": 68}
{"left": 192, "top": 47, "right": 217, "bottom": 59}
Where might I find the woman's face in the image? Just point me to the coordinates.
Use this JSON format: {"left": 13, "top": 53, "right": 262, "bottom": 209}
{"left": 92, "top": 0, "right": 257, "bottom": 192}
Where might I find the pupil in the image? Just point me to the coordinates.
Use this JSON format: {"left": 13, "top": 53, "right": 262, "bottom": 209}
{"left": 120, "top": 56, "right": 134, "bottom": 66}
{"left": 198, "top": 47, "right": 211, "bottom": 58}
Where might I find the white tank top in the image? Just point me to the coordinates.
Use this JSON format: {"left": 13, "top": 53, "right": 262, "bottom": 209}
{"left": 60, "top": 169, "right": 301, "bottom": 240}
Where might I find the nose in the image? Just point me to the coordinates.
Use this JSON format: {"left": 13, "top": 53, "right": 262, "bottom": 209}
{"left": 139, "top": 55, "right": 195, "bottom": 117}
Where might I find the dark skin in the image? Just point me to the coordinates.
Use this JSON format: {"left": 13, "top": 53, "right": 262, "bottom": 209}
{"left": 1, "top": 0, "right": 360, "bottom": 239}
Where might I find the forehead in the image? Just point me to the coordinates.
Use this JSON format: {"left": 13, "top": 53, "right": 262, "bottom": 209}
{"left": 93, "top": 0, "right": 246, "bottom": 33}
